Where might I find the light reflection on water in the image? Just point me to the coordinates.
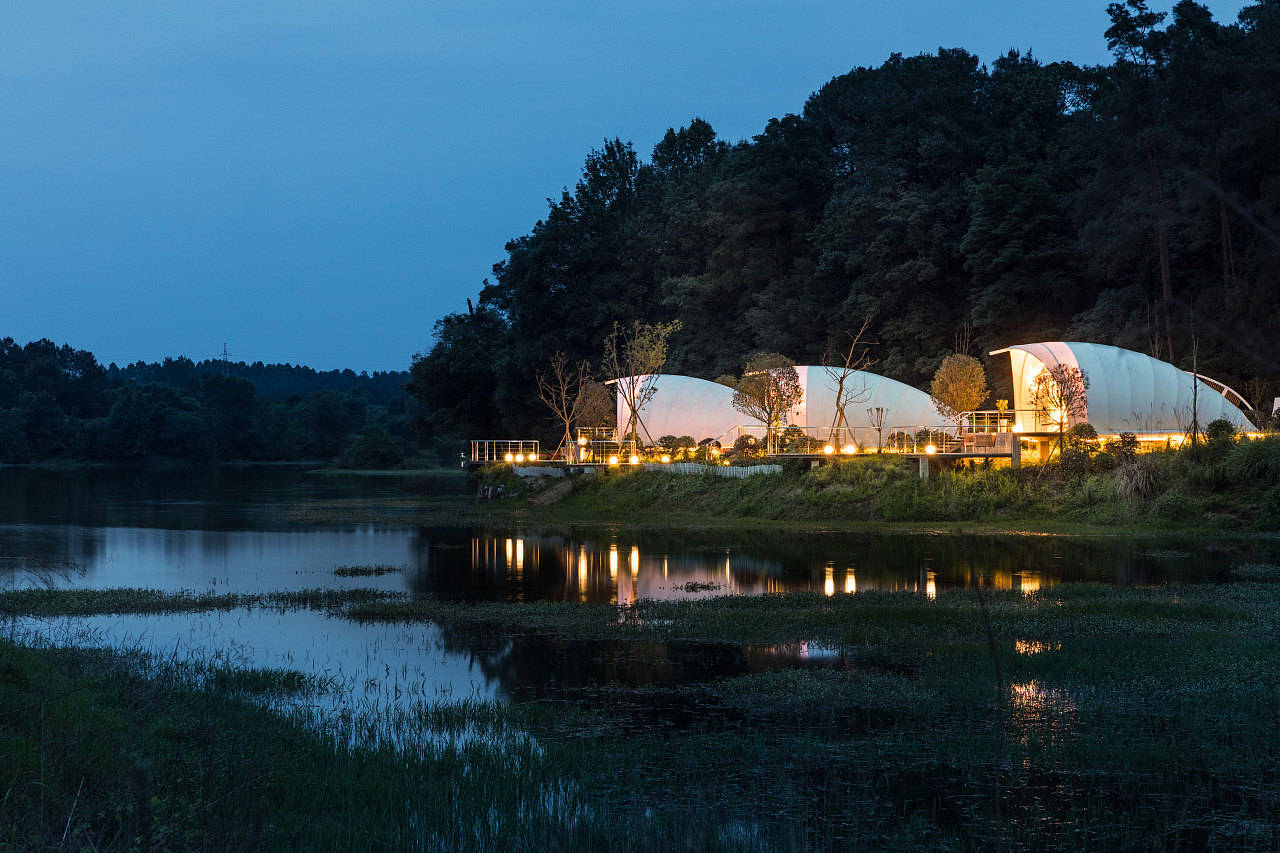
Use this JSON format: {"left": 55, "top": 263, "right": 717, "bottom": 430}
{"left": 5, "top": 521, "right": 1271, "bottom": 606}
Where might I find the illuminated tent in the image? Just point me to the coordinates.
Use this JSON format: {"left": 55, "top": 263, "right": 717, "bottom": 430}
{"left": 617, "top": 368, "right": 950, "bottom": 449}
{"left": 991, "top": 342, "right": 1255, "bottom": 435}
{"left": 789, "top": 366, "right": 950, "bottom": 437}
{"left": 615, "top": 374, "right": 739, "bottom": 445}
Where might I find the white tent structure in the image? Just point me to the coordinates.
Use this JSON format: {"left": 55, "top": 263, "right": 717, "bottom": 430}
{"left": 991, "top": 342, "right": 1255, "bottom": 436}
{"left": 788, "top": 366, "right": 950, "bottom": 441}
{"left": 617, "top": 367, "right": 951, "bottom": 450}
{"left": 615, "top": 374, "right": 739, "bottom": 445}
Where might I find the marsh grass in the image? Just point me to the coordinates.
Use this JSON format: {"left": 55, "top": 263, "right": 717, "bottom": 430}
{"left": 333, "top": 564, "right": 404, "bottom": 577}
{"left": 4, "top": 581, "right": 1279, "bottom": 849}
{"left": 0, "top": 586, "right": 402, "bottom": 617}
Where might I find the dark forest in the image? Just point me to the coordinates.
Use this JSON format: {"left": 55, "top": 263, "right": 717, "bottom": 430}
{"left": 0, "top": 338, "right": 415, "bottom": 463}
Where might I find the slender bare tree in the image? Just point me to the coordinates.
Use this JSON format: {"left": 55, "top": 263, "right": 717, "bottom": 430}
{"left": 822, "top": 317, "right": 877, "bottom": 447}
{"left": 602, "top": 320, "right": 681, "bottom": 447}
{"left": 536, "top": 352, "right": 592, "bottom": 462}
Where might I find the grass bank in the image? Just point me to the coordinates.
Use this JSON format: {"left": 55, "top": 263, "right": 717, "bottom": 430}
{"left": 475, "top": 436, "right": 1280, "bottom": 535}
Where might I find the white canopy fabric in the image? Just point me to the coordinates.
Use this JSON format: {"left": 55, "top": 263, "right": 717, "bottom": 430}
{"left": 615, "top": 374, "right": 739, "bottom": 445}
{"left": 616, "top": 368, "right": 950, "bottom": 448}
{"left": 789, "top": 366, "right": 950, "bottom": 434}
{"left": 991, "top": 342, "right": 1255, "bottom": 435}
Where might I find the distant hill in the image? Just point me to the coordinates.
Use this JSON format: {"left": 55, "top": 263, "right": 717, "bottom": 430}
{"left": 106, "top": 357, "right": 409, "bottom": 406}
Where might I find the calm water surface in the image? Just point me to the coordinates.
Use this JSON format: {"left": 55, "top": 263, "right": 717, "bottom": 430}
{"left": 3, "top": 466, "right": 1274, "bottom": 725}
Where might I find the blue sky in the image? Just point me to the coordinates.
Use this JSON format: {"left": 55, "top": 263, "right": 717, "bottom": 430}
{"left": 1, "top": 1, "right": 1251, "bottom": 372}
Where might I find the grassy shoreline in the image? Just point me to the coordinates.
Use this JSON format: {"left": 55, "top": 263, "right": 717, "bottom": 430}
{"left": 283, "top": 449, "right": 1280, "bottom": 544}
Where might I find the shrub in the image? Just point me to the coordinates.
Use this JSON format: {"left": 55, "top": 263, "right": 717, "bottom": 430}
{"left": 731, "top": 434, "right": 764, "bottom": 461}
{"left": 1257, "top": 484, "right": 1280, "bottom": 529}
{"left": 1226, "top": 436, "right": 1280, "bottom": 482}
{"left": 1149, "top": 488, "right": 1197, "bottom": 521}
{"left": 1204, "top": 418, "right": 1237, "bottom": 443}
{"left": 1113, "top": 456, "right": 1161, "bottom": 497}
{"left": 1106, "top": 432, "right": 1139, "bottom": 461}
{"left": 1091, "top": 451, "right": 1117, "bottom": 472}
{"left": 1065, "top": 423, "right": 1099, "bottom": 455}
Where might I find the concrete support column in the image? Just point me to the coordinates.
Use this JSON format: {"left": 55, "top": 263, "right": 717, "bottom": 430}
{"left": 918, "top": 456, "right": 930, "bottom": 480}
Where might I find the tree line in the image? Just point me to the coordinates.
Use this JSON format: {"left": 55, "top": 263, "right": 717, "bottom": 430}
{"left": 0, "top": 337, "right": 417, "bottom": 464}
{"left": 407, "top": 0, "right": 1280, "bottom": 453}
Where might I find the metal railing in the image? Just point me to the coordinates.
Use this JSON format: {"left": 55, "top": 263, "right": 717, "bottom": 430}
{"left": 720, "top": 420, "right": 1019, "bottom": 456}
{"left": 470, "top": 440, "right": 540, "bottom": 463}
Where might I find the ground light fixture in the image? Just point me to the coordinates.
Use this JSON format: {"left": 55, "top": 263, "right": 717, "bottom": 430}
{"left": 823, "top": 445, "right": 835, "bottom": 455}
{"left": 608, "top": 455, "right": 619, "bottom": 466}
{"left": 661, "top": 455, "right": 671, "bottom": 463}
{"left": 629, "top": 455, "right": 640, "bottom": 465}
{"left": 504, "top": 453, "right": 514, "bottom": 462}
{"left": 514, "top": 453, "right": 524, "bottom": 462}
{"left": 925, "top": 444, "right": 937, "bottom": 455}
{"left": 529, "top": 453, "right": 537, "bottom": 461}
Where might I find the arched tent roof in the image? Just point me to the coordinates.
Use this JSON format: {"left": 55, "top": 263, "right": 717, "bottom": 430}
{"left": 991, "top": 342, "right": 1255, "bottom": 435}
{"left": 615, "top": 374, "right": 738, "bottom": 445}
{"left": 790, "top": 366, "right": 950, "bottom": 432}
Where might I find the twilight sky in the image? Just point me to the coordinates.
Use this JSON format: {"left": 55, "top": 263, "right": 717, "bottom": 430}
{"left": 1, "top": 1, "right": 1250, "bottom": 372}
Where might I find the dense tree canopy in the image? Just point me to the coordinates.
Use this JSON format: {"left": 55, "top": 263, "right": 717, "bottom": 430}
{"left": 410, "top": 0, "right": 1280, "bottom": 450}
{"left": 0, "top": 337, "right": 414, "bottom": 463}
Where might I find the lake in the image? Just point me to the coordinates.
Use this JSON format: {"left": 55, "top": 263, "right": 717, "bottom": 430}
{"left": 3, "top": 465, "right": 1274, "bottom": 723}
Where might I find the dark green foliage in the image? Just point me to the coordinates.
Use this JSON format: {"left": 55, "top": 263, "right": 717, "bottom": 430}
{"left": 1226, "top": 435, "right": 1280, "bottom": 481}
{"left": 0, "top": 336, "right": 413, "bottom": 463}
{"left": 1205, "top": 417, "right": 1237, "bottom": 442}
{"left": 337, "top": 426, "right": 406, "bottom": 469}
{"left": 411, "top": 4, "right": 1279, "bottom": 450}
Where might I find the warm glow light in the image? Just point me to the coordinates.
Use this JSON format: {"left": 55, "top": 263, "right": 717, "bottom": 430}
{"left": 528, "top": 453, "right": 537, "bottom": 462}
{"left": 824, "top": 562, "right": 835, "bottom": 597}
{"left": 661, "top": 454, "right": 671, "bottom": 463}
{"left": 823, "top": 444, "right": 835, "bottom": 455}
{"left": 515, "top": 538, "right": 524, "bottom": 571}
{"left": 577, "top": 436, "right": 587, "bottom": 445}
{"left": 926, "top": 571, "right": 937, "bottom": 600}
{"left": 505, "top": 538, "right": 513, "bottom": 566}
{"left": 630, "top": 546, "right": 639, "bottom": 578}
{"left": 925, "top": 444, "right": 937, "bottom": 455}
{"left": 609, "top": 544, "right": 618, "bottom": 578}
{"left": 841, "top": 444, "right": 855, "bottom": 455}
{"left": 608, "top": 455, "right": 619, "bottom": 465}
{"left": 514, "top": 453, "right": 524, "bottom": 463}
{"left": 628, "top": 455, "right": 639, "bottom": 465}
{"left": 504, "top": 452, "right": 514, "bottom": 462}
{"left": 844, "top": 570, "right": 856, "bottom": 595}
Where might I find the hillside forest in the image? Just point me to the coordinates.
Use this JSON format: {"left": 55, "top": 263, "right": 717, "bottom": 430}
{"left": 407, "top": 0, "right": 1280, "bottom": 454}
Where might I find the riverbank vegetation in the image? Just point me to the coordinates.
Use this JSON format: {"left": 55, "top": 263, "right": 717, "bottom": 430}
{"left": 3, "top": 578, "right": 1278, "bottom": 849}
{"left": 477, "top": 434, "right": 1280, "bottom": 533}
